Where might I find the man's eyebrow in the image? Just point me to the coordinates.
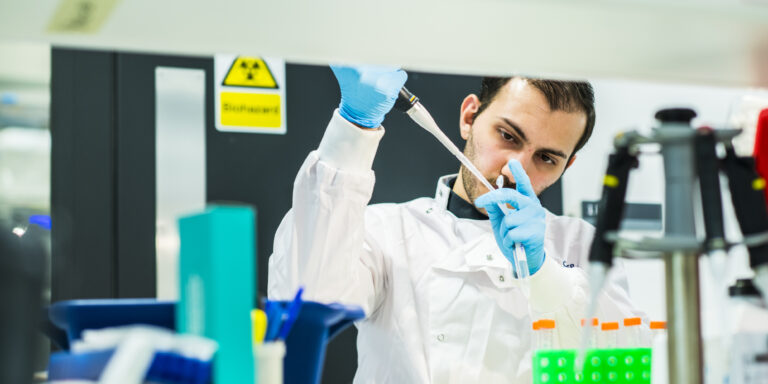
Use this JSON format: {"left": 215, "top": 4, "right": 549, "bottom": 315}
{"left": 500, "top": 118, "right": 528, "bottom": 144}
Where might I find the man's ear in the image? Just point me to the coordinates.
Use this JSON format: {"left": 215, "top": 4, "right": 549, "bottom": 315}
{"left": 459, "top": 94, "right": 480, "bottom": 140}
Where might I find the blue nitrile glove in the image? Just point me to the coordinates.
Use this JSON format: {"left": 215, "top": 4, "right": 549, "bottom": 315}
{"left": 330, "top": 65, "right": 407, "bottom": 128}
{"left": 475, "top": 159, "right": 546, "bottom": 276}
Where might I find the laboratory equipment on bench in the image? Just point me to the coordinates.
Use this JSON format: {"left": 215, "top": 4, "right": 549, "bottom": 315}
{"left": 44, "top": 299, "right": 365, "bottom": 384}
{"left": 583, "top": 108, "right": 768, "bottom": 384}
{"left": 533, "top": 346, "right": 652, "bottom": 384}
{"left": 393, "top": 87, "right": 530, "bottom": 298}
{"left": 533, "top": 316, "right": 653, "bottom": 384}
{"left": 725, "top": 278, "right": 768, "bottom": 384}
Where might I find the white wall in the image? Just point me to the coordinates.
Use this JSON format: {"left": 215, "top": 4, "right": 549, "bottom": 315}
{"left": 0, "top": 42, "right": 49, "bottom": 85}
{"left": 563, "top": 78, "right": 768, "bottom": 322}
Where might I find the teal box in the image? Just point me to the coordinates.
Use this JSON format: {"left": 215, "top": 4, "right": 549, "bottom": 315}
{"left": 177, "top": 205, "right": 256, "bottom": 384}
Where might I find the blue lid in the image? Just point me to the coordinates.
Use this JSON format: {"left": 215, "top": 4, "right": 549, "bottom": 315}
{"left": 29, "top": 215, "right": 51, "bottom": 230}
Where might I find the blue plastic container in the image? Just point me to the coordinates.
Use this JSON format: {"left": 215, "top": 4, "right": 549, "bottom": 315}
{"left": 45, "top": 299, "right": 365, "bottom": 384}
{"left": 279, "top": 301, "right": 365, "bottom": 384}
{"left": 48, "top": 298, "right": 175, "bottom": 344}
{"left": 48, "top": 349, "right": 213, "bottom": 384}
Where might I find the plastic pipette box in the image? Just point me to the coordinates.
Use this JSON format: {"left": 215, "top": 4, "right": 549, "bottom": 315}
{"left": 177, "top": 205, "right": 256, "bottom": 384}
{"left": 533, "top": 348, "right": 651, "bottom": 383}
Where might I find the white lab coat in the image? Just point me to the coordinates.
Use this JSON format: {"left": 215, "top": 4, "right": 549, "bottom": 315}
{"left": 268, "top": 110, "right": 646, "bottom": 383}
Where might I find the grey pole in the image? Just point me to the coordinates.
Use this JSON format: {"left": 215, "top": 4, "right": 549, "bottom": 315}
{"left": 657, "top": 108, "right": 704, "bottom": 384}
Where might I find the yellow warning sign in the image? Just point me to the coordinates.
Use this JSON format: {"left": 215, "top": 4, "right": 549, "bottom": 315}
{"left": 47, "top": 0, "right": 121, "bottom": 34}
{"left": 220, "top": 92, "right": 281, "bottom": 128}
{"left": 222, "top": 57, "right": 278, "bottom": 89}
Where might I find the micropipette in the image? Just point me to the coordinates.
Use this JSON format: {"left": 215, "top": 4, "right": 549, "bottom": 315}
{"left": 394, "top": 87, "right": 530, "bottom": 297}
{"left": 576, "top": 141, "right": 636, "bottom": 370}
{"left": 393, "top": 88, "right": 496, "bottom": 193}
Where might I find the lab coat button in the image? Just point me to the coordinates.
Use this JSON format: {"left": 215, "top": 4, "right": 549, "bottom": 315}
{"left": 426, "top": 208, "right": 433, "bottom": 214}
{"left": 437, "top": 333, "right": 446, "bottom": 342}
{"left": 486, "top": 254, "right": 493, "bottom": 261}
{"left": 499, "top": 275, "right": 505, "bottom": 282}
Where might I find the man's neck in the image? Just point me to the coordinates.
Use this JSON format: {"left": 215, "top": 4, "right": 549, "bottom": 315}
{"left": 451, "top": 170, "right": 492, "bottom": 217}
{"left": 451, "top": 171, "right": 472, "bottom": 205}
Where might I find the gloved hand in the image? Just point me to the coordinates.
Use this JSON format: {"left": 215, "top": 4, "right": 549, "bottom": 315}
{"left": 475, "top": 159, "right": 546, "bottom": 276}
{"left": 330, "top": 65, "right": 407, "bottom": 128}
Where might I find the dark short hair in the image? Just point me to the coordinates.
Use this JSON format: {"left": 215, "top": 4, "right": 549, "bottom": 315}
{"left": 473, "top": 76, "right": 596, "bottom": 157}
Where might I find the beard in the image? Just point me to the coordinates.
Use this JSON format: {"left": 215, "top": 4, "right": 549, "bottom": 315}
{"left": 460, "top": 131, "right": 517, "bottom": 206}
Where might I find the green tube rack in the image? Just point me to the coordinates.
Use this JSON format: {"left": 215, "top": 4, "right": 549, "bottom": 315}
{"left": 533, "top": 348, "right": 652, "bottom": 383}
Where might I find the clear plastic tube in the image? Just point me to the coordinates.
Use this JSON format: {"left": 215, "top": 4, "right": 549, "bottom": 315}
{"left": 581, "top": 318, "right": 599, "bottom": 349}
{"left": 600, "top": 322, "right": 619, "bottom": 349}
{"left": 650, "top": 321, "right": 667, "bottom": 341}
{"left": 538, "top": 319, "right": 555, "bottom": 350}
{"left": 515, "top": 244, "right": 530, "bottom": 298}
{"left": 576, "top": 262, "right": 609, "bottom": 370}
{"left": 495, "top": 176, "right": 530, "bottom": 299}
{"left": 623, "top": 317, "right": 642, "bottom": 348}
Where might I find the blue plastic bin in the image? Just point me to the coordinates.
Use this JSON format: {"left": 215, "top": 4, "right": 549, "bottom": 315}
{"left": 45, "top": 299, "right": 364, "bottom": 384}
{"left": 278, "top": 301, "right": 365, "bottom": 384}
{"left": 48, "top": 298, "right": 176, "bottom": 345}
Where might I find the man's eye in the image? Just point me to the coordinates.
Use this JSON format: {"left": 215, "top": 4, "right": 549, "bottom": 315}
{"left": 540, "top": 154, "right": 556, "bottom": 165}
{"left": 500, "top": 130, "right": 516, "bottom": 142}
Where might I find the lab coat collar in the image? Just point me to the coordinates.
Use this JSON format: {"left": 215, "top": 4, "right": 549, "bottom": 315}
{"left": 433, "top": 175, "right": 512, "bottom": 290}
{"left": 434, "top": 174, "right": 454, "bottom": 208}
{"left": 432, "top": 232, "right": 515, "bottom": 290}
{"left": 434, "top": 174, "right": 488, "bottom": 221}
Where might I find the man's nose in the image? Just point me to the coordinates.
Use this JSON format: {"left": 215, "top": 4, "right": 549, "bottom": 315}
{"left": 500, "top": 154, "right": 532, "bottom": 186}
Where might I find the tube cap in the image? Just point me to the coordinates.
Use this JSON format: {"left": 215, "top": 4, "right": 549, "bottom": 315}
{"left": 601, "top": 322, "right": 619, "bottom": 331}
{"left": 623, "top": 317, "right": 641, "bottom": 327}
{"left": 581, "top": 318, "right": 599, "bottom": 327}
{"left": 538, "top": 319, "right": 555, "bottom": 329}
{"left": 650, "top": 321, "right": 667, "bottom": 330}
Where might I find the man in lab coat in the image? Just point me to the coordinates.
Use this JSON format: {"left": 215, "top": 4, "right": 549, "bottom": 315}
{"left": 268, "top": 66, "right": 645, "bottom": 383}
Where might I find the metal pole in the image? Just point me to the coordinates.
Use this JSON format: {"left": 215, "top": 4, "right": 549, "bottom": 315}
{"left": 664, "top": 250, "right": 703, "bottom": 384}
{"left": 657, "top": 108, "right": 703, "bottom": 384}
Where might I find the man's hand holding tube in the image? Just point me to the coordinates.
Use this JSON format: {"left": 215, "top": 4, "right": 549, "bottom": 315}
{"left": 475, "top": 159, "right": 547, "bottom": 276}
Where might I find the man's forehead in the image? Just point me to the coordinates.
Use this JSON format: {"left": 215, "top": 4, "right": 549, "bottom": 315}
{"left": 497, "top": 78, "right": 552, "bottom": 114}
